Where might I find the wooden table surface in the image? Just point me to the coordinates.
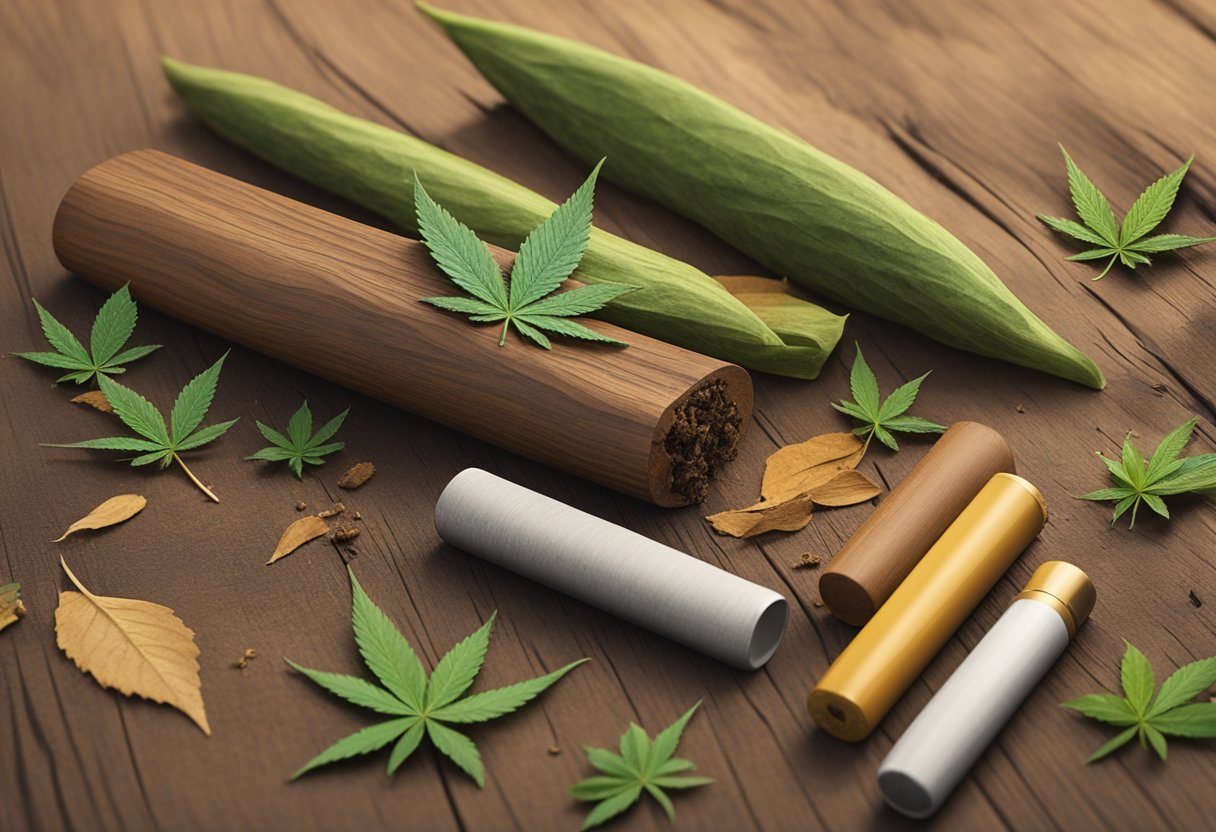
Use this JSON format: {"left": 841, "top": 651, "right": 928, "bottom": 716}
{"left": 3, "top": 1, "right": 1215, "bottom": 830}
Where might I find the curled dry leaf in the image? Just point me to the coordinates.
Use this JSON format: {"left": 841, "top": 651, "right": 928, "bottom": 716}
{"left": 70, "top": 390, "right": 113, "bottom": 413}
{"left": 761, "top": 432, "right": 865, "bottom": 503}
{"left": 807, "top": 469, "right": 882, "bottom": 506}
{"left": 337, "top": 461, "right": 375, "bottom": 489}
{"left": 55, "top": 557, "right": 209, "bottom": 734}
{"left": 1, "top": 583, "right": 25, "bottom": 632}
{"left": 707, "top": 432, "right": 882, "bottom": 539}
{"left": 707, "top": 495, "right": 815, "bottom": 538}
{"left": 55, "top": 494, "right": 146, "bottom": 542}
{"left": 267, "top": 515, "right": 330, "bottom": 565}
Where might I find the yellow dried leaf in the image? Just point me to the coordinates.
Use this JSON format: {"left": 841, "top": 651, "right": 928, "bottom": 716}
{"left": 1, "top": 583, "right": 25, "bottom": 632}
{"left": 761, "top": 432, "right": 864, "bottom": 503}
{"left": 267, "top": 515, "right": 330, "bottom": 565}
{"left": 55, "top": 557, "right": 209, "bottom": 734}
{"left": 706, "top": 495, "right": 814, "bottom": 538}
{"left": 70, "top": 390, "right": 113, "bottom": 413}
{"left": 809, "top": 469, "right": 882, "bottom": 507}
{"left": 54, "top": 494, "right": 147, "bottom": 542}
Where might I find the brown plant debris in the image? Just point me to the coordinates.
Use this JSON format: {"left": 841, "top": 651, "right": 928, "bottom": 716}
{"left": 295, "top": 501, "right": 307, "bottom": 512}
{"left": 317, "top": 502, "right": 346, "bottom": 518}
{"left": 337, "top": 462, "right": 375, "bottom": 489}
{"left": 234, "top": 648, "right": 257, "bottom": 670}
{"left": 55, "top": 494, "right": 146, "bottom": 542}
{"left": 1190, "top": 591, "right": 1203, "bottom": 609}
{"left": 267, "top": 515, "right": 330, "bottom": 565}
{"left": 707, "top": 432, "right": 882, "bottom": 538}
{"left": 548, "top": 745, "right": 561, "bottom": 755}
{"left": 70, "top": 390, "right": 113, "bottom": 413}
{"left": 1, "top": 583, "right": 25, "bottom": 632}
{"left": 55, "top": 557, "right": 209, "bottom": 734}
{"left": 331, "top": 525, "right": 361, "bottom": 543}
{"left": 793, "top": 553, "right": 822, "bottom": 570}
{"left": 664, "top": 379, "right": 743, "bottom": 504}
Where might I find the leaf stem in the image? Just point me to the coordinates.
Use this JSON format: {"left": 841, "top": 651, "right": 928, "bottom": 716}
{"left": 174, "top": 452, "right": 219, "bottom": 502}
{"left": 498, "top": 319, "right": 510, "bottom": 347}
{"left": 1093, "top": 254, "right": 1118, "bottom": 280}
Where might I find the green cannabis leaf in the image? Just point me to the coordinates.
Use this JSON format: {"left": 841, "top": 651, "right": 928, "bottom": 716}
{"left": 0, "top": 582, "right": 24, "bottom": 633}
{"left": 247, "top": 400, "right": 348, "bottom": 479}
{"left": 1038, "top": 145, "right": 1216, "bottom": 279}
{"left": 831, "top": 344, "right": 946, "bottom": 452}
{"left": 14, "top": 284, "right": 161, "bottom": 384}
{"left": 288, "top": 568, "right": 587, "bottom": 785}
{"left": 570, "top": 702, "right": 712, "bottom": 830}
{"left": 417, "top": 160, "right": 637, "bottom": 349}
{"left": 1063, "top": 641, "right": 1216, "bottom": 763}
{"left": 43, "top": 352, "right": 238, "bottom": 502}
{"left": 1078, "top": 416, "right": 1216, "bottom": 528}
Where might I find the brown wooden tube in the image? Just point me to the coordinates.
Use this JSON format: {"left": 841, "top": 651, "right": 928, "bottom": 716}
{"left": 818, "top": 422, "right": 1015, "bottom": 625}
{"left": 51, "top": 150, "right": 752, "bottom": 507}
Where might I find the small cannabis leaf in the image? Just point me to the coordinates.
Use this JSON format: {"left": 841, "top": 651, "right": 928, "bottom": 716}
{"left": 1038, "top": 145, "right": 1216, "bottom": 279}
{"left": 247, "top": 400, "right": 348, "bottom": 479}
{"left": 43, "top": 352, "right": 238, "bottom": 502}
{"left": 0, "top": 582, "right": 25, "bottom": 633}
{"left": 571, "top": 702, "right": 712, "bottom": 830}
{"left": 1063, "top": 641, "right": 1216, "bottom": 763}
{"left": 288, "top": 568, "right": 587, "bottom": 785}
{"left": 14, "top": 283, "right": 161, "bottom": 384}
{"left": 831, "top": 344, "right": 946, "bottom": 452}
{"left": 416, "top": 161, "right": 637, "bottom": 349}
{"left": 1078, "top": 416, "right": 1216, "bottom": 528}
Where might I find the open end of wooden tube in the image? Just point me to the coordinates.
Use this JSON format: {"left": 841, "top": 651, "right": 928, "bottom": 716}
{"left": 651, "top": 366, "right": 752, "bottom": 507}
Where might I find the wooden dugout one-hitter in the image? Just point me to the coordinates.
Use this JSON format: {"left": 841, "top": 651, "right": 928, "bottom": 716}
{"left": 51, "top": 150, "right": 752, "bottom": 506}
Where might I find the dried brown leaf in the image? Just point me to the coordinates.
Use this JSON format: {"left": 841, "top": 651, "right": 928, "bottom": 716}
{"left": 54, "top": 494, "right": 147, "bottom": 542}
{"left": 337, "top": 461, "right": 375, "bottom": 489}
{"left": 70, "top": 390, "right": 113, "bottom": 413}
{"left": 706, "top": 495, "right": 814, "bottom": 538}
{"left": 267, "top": 515, "right": 330, "bottom": 565}
{"left": 1, "top": 583, "right": 25, "bottom": 632}
{"left": 761, "top": 432, "right": 864, "bottom": 503}
{"left": 55, "top": 557, "right": 209, "bottom": 734}
{"left": 809, "top": 469, "right": 882, "bottom": 507}
{"left": 317, "top": 502, "right": 346, "bottom": 518}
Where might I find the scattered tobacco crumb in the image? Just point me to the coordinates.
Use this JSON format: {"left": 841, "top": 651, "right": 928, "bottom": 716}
{"left": 1016, "top": 404, "right": 1026, "bottom": 414}
{"left": 1190, "top": 590, "right": 1203, "bottom": 608}
{"left": 331, "top": 525, "right": 361, "bottom": 543}
{"left": 664, "top": 379, "right": 742, "bottom": 504}
{"left": 548, "top": 745, "right": 561, "bottom": 755}
{"left": 353, "top": 511, "right": 362, "bottom": 521}
{"left": 71, "top": 390, "right": 113, "bottom": 413}
{"left": 793, "top": 553, "right": 822, "bottom": 570}
{"left": 295, "top": 501, "right": 307, "bottom": 512}
{"left": 317, "top": 502, "right": 346, "bottom": 519}
{"left": 338, "top": 462, "right": 375, "bottom": 489}
{"left": 234, "top": 648, "right": 257, "bottom": 670}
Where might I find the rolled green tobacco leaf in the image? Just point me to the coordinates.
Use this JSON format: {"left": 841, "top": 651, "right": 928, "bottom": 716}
{"left": 421, "top": 5, "right": 1105, "bottom": 390}
{"left": 161, "top": 59, "right": 844, "bottom": 379}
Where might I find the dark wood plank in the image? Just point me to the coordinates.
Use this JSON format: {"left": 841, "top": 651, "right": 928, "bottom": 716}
{"left": 1, "top": 0, "right": 1214, "bottom": 830}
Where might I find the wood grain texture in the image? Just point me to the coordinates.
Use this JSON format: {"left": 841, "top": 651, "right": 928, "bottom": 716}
{"left": 819, "top": 422, "right": 1014, "bottom": 625}
{"left": 1, "top": 0, "right": 1214, "bottom": 830}
{"left": 53, "top": 149, "right": 751, "bottom": 507}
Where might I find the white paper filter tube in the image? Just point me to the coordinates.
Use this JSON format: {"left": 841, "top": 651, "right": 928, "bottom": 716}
{"left": 876, "top": 599, "right": 1069, "bottom": 818}
{"left": 434, "top": 468, "right": 789, "bottom": 670}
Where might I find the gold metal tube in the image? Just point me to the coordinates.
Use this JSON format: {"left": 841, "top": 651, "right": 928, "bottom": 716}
{"left": 808, "top": 473, "right": 1047, "bottom": 741}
